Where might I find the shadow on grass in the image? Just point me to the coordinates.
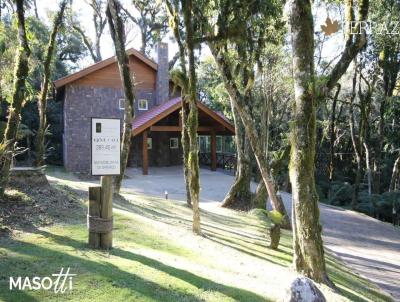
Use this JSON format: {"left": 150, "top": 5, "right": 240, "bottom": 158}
{"left": 0, "top": 230, "right": 271, "bottom": 302}
{"left": 114, "top": 195, "right": 293, "bottom": 265}
{"left": 0, "top": 288, "right": 40, "bottom": 302}
{"left": 325, "top": 257, "right": 392, "bottom": 302}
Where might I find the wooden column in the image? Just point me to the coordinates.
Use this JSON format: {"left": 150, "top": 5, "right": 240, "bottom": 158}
{"left": 142, "top": 130, "right": 148, "bottom": 175}
{"left": 100, "top": 175, "right": 113, "bottom": 249}
{"left": 211, "top": 130, "right": 217, "bottom": 171}
{"left": 88, "top": 186, "right": 101, "bottom": 248}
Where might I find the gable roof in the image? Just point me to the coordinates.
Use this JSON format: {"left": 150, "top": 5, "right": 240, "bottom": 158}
{"left": 54, "top": 48, "right": 157, "bottom": 89}
{"left": 132, "top": 97, "right": 235, "bottom": 136}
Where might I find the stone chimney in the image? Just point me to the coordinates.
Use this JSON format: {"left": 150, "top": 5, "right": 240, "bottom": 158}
{"left": 155, "top": 42, "right": 169, "bottom": 105}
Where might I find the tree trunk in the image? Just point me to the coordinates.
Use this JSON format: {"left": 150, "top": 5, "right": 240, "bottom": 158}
{"left": 0, "top": 0, "right": 30, "bottom": 197}
{"left": 222, "top": 104, "right": 251, "bottom": 209}
{"left": 106, "top": 0, "right": 136, "bottom": 194}
{"left": 349, "top": 68, "right": 362, "bottom": 209}
{"left": 166, "top": 0, "right": 191, "bottom": 207}
{"left": 182, "top": 0, "right": 201, "bottom": 234}
{"left": 181, "top": 100, "right": 191, "bottom": 206}
{"left": 253, "top": 180, "right": 268, "bottom": 209}
{"left": 288, "top": 0, "right": 330, "bottom": 284}
{"left": 389, "top": 155, "right": 400, "bottom": 192}
{"left": 208, "top": 44, "right": 290, "bottom": 229}
{"left": 35, "top": 0, "right": 68, "bottom": 167}
{"left": 328, "top": 85, "right": 340, "bottom": 200}
{"left": 364, "top": 142, "right": 372, "bottom": 195}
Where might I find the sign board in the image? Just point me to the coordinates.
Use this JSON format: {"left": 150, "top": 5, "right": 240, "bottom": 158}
{"left": 91, "top": 118, "right": 121, "bottom": 176}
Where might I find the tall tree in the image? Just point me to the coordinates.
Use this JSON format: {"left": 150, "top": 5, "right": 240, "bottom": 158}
{"left": 198, "top": 0, "right": 290, "bottom": 227}
{"left": 221, "top": 104, "right": 251, "bottom": 209}
{"left": 0, "top": 0, "right": 31, "bottom": 197}
{"left": 121, "top": 0, "right": 167, "bottom": 56}
{"left": 73, "top": 0, "right": 106, "bottom": 62}
{"left": 34, "top": 0, "right": 68, "bottom": 167}
{"left": 288, "top": 0, "right": 368, "bottom": 283}
{"left": 166, "top": 0, "right": 201, "bottom": 234}
{"left": 106, "top": 0, "right": 136, "bottom": 194}
{"left": 166, "top": 0, "right": 191, "bottom": 207}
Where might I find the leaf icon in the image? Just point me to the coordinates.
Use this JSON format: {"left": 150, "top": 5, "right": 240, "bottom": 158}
{"left": 321, "top": 17, "right": 340, "bottom": 36}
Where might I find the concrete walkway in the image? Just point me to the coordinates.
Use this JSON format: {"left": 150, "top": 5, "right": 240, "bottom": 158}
{"left": 122, "top": 166, "right": 400, "bottom": 301}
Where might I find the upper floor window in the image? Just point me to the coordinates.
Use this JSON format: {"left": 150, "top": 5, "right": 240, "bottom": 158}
{"left": 119, "top": 99, "right": 125, "bottom": 110}
{"left": 138, "top": 99, "right": 148, "bottom": 111}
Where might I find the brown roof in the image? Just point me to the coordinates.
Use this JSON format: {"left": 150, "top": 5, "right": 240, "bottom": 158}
{"left": 54, "top": 48, "right": 158, "bottom": 88}
{"left": 132, "top": 97, "right": 235, "bottom": 136}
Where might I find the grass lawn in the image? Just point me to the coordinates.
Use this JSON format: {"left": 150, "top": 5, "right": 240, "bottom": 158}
{"left": 0, "top": 173, "right": 394, "bottom": 302}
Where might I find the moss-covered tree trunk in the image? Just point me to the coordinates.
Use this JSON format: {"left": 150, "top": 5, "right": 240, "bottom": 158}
{"left": 327, "top": 85, "right": 340, "bottom": 200}
{"left": 0, "top": 0, "right": 30, "bottom": 197}
{"left": 349, "top": 68, "right": 362, "bottom": 209}
{"left": 253, "top": 94, "right": 271, "bottom": 209}
{"left": 106, "top": 0, "right": 136, "bottom": 194}
{"left": 209, "top": 44, "right": 290, "bottom": 229}
{"left": 288, "top": 0, "right": 330, "bottom": 284}
{"left": 222, "top": 104, "right": 251, "bottom": 209}
{"left": 166, "top": 0, "right": 191, "bottom": 207}
{"left": 182, "top": 0, "right": 200, "bottom": 234}
{"left": 253, "top": 180, "right": 268, "bottom": 209}
{"left": 181, "top": 101, "right": 192, "bottom": 206}
{"left": 35, "top": 0, "right": 68, "bottom": 167}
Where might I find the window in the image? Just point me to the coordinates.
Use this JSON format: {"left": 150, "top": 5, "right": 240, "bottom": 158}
{"left": 147, "top": 137, "right": 152, "bottom": 149}
{"left": 198, "top": 136, "right": 210, "bottom": 153}
{"left": 170, "top": 137, "right": 179, "bottom": 149}
{"left": 138, "top": 99, "right": 148, "bottom": 110}
{"left": 216, "top": 136, "right": 223, "bottom": 153}
{"left": 119, "top": 99, "right": 125, "bottom": 110}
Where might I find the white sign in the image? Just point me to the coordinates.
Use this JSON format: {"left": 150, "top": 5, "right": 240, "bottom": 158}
{"left": 91, "top": 118, "right": 121, "bottom": 176}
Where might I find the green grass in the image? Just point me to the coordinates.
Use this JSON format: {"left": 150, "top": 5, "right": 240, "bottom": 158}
{"left": 0, "top": 180, "right": 394, "bottom": 302}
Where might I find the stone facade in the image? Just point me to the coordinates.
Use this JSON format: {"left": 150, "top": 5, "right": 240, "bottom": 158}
{"left": 61, "top": 43, "right": 185, "bottom": 174}
{"left": 155, "top": 43, "right": 169, "bottom": 105}
{"left": 63, "top": 85, "right": 156, "bottom": 173}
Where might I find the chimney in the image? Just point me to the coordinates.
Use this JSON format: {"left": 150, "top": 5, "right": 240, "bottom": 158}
{"left": 155, "top": 42, "right": 169, "bottom": 105}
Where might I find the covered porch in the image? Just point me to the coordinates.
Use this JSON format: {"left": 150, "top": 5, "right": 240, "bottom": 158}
{"left": 130, "top": 98, "right": 235, "bottom": 175}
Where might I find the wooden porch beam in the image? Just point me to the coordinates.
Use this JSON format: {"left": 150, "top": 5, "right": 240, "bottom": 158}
{"left": 150, "top": 125, "right": 225, "bottom": 132}
{"left": 142, "top": 131, "right": 148, "bottom": 175}
{"left": 211, "top": 130, "right": 217, "bottom": 171}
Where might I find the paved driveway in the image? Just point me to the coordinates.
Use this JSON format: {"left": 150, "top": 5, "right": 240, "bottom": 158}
{"left": 122, "top": 166, "right": 258, "bottom": 202}
{"left": 122, "top": 166, "right": 400, "bottom": 300}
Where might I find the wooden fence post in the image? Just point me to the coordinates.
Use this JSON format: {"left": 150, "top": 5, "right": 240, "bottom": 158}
{"left": 100, "top": 175, "right": 113, "bottom": 249}
{"left": 88, "top": 186, "right": 101, "bottom": 248}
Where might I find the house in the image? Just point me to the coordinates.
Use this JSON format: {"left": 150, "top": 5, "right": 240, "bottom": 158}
{"left": 54, "top": 43, "right": 235, "bottom": 175}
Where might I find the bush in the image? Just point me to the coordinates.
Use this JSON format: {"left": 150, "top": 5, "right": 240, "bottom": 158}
{"left": 327, "top": 181, "right": 353, "bottom": 206}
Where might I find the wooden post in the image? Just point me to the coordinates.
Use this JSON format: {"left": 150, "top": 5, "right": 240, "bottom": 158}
{"left": 88, "top": 186, "right": 101, "bottom": 248}
{"left": 142, "top": 130, "right": 148, "bottom": 175}
{"left": 211, "top": 130, "right": 217, "bottom": 171}
{"left": 100, "top": 175, "right": 113, "bottom": 249}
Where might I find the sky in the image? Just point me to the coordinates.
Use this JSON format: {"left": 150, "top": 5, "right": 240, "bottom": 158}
{"left": 34, "top": 0, "right": 345, "bottom": 71}
{"left": 36, "top": 0, "right": 180, "bottom": 69}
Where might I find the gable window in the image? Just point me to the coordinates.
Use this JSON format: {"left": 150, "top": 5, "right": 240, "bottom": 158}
{"left": 138, "top": 99, "right": 148, "bottom": 111}
{"left": 119, "top": 99, "right": 125, "bottom": 110}
{"left": 147, "top": 137, "right": 152, "bottom": 149}
{"left": 170, "top": 137, "right": 179, "bottom": 149}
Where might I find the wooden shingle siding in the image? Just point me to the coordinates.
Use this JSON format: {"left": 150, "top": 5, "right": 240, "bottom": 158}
{"left": 75, "top": 56, "right": 156, "bottom": 90}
